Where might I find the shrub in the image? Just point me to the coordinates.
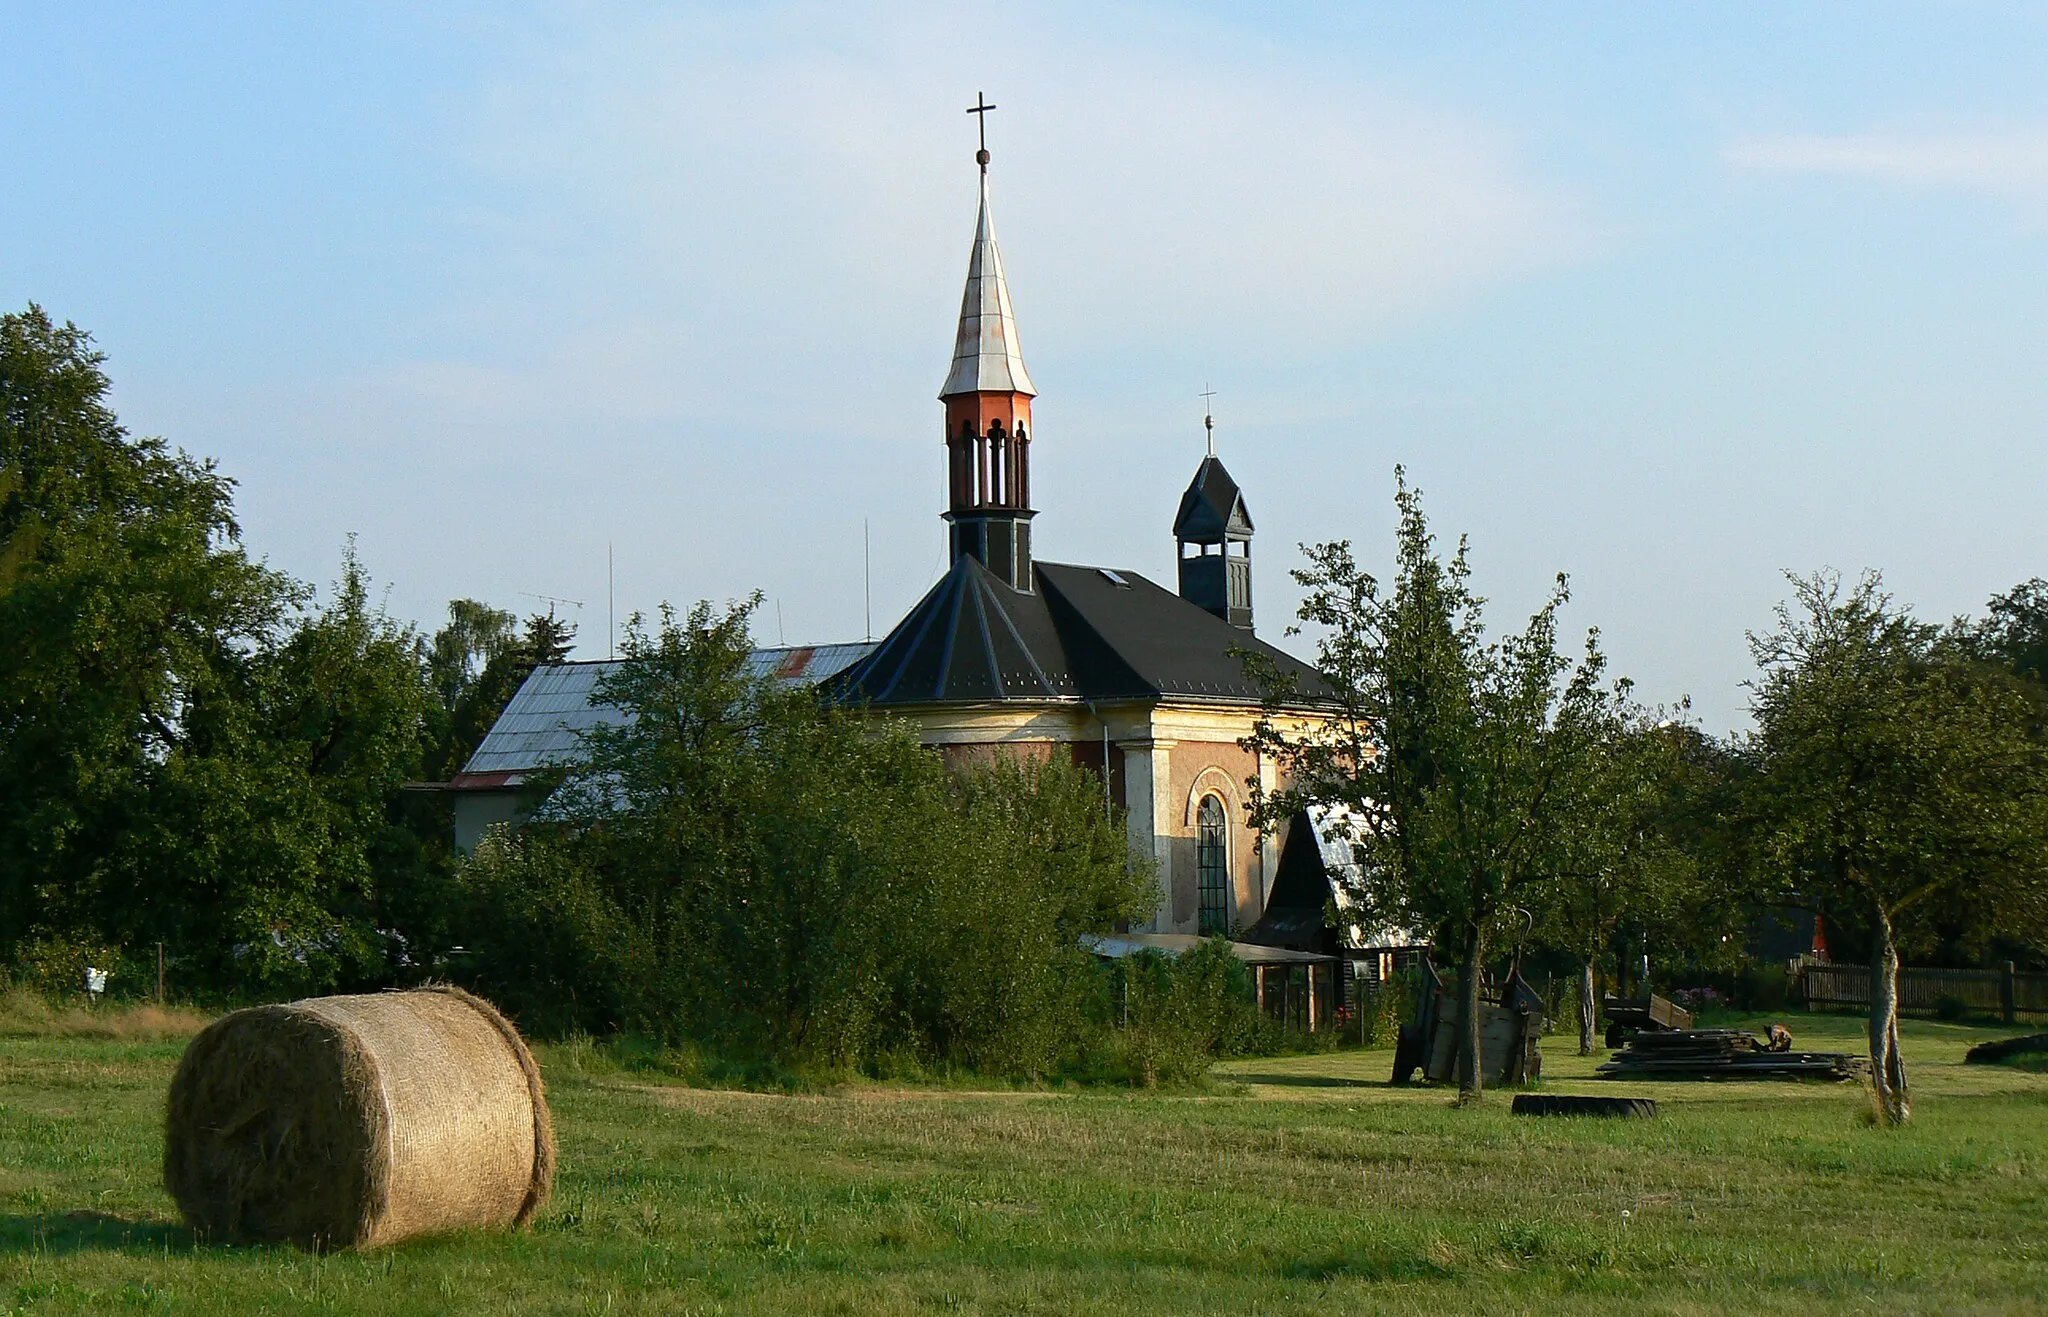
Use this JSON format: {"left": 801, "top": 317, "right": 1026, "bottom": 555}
{"left": 450, "top": 599, "right": 1155, "bottom": 1080}
{"left": 1356, "top": 982, "right": 1405, "bottom": 1047}
{"left": 1097, "top": 939, "right": 1278, "bottom": 1086}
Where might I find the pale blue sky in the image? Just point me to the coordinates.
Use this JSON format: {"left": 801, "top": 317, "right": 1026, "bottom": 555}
{"left": 5, "top": 3, "right": 2044, "bottom": 732}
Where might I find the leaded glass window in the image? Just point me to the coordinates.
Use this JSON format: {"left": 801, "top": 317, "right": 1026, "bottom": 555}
{"left": 1197, "top": 795, "right": 1229, "bottom": 935}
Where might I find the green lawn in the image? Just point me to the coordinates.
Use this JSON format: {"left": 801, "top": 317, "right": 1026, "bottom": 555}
{"left": 3, "top": 1010, "right": 2045, "bottom": 1314}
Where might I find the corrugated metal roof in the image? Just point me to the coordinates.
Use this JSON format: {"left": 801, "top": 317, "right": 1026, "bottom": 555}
{"left": 453, "top": 643, "right": 876, "bottom": 786}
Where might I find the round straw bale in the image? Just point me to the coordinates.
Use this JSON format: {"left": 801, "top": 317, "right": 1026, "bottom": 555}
{"left": 164, "top": 986, "right": 554, "bottom": 1249}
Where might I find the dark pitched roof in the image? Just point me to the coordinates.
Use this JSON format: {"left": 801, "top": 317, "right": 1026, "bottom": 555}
{"left": 830, "top": 556, "right": 1330, "bottom": 708}
{"left": 1172, "top": 455, "right": 1253, "bottom": 541}
{"left": 829, "top": 554, "right": 1078, "bottom": 704}
{"left": 1036, "top": 562, "right": 1323, "bottom": 702}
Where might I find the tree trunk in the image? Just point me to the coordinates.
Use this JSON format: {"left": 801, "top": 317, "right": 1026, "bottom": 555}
{"left": 1578, "top": 958, "right": 1598, "bottom": 1056}
{"left": 1456, "top": 925, "right": 1486, "bottom": 1103}
{"left": 1869, "top": 902, "right": 1911, "bottom": 1126}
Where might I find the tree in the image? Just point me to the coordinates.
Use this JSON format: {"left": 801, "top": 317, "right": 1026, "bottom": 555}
{"left": 0, "top": 306, "right": 296, "bottom": 971}
{"left": 457, "top": 596, "right": 1153, "bottom": 1074}
{"left": 1966, "top": 578, "right": 2048, "bottom": 689}
{"left": 427, "top": 599, "right": 519, "bottom": 712}
{"left": 1245, "top": 473, "right": 1609, "bottom": 1100}
{"left": 1746, "top": 571, "right": 2048, "bottom": 1125}
{"left": 94, "top": 545, "right": 438, "bottom": 994}
{"left": 430, "top": 606, "right": 575, "bottom": 780}
{"left": 1540, "top": 709, "right": 1722, "bottom": 1053}
{"left": 1, "top": 306, "right": 444, "bottom": 996}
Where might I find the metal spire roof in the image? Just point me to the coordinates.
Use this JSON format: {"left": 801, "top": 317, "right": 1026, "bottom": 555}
{"left": 940, "top": 169, "right": 1036, "bottom": 399}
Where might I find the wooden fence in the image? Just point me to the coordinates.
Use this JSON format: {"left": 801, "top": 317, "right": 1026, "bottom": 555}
{"left": 1795, "top": 961, "right": 2048, "bottom": 1022}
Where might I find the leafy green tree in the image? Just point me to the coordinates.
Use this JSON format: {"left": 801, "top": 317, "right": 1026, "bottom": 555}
{"left": 430, "top": 606, "right": 575, "bottom": 780}
{"left": 1245, "top": 473, "right": 1609, "bottom": 1101}
{"left": 2, "top": 306, "right": 444, "bottom": 996}
{"left": 1966, "top": 578, "right": 2048, "bottom": 688}
{"left": 457, "top": 596, "right": 1152, "bottom": 1075}
{"left": 1, "top": 306, "right": 295, "bottom": 971}
{"left": 1746, "top": 571, "right": 2048, "bottom": 1125}
{"left": 1539, "top": 709, "right": 1739, "bottom": 1052}
{"left": 99, "top": 546, "right": 436, "bottom": 994}
{"left": 428, "top": 599, "right": 518, "bottom": 712}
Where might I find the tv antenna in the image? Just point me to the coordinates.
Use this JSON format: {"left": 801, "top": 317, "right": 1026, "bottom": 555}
{"left": 518, "top": 591, "right": 585, "bottom": 617}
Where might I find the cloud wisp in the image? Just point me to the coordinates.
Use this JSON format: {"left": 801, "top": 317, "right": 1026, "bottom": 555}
{"left": 1725, "top": 125, "right": 2048, "bottom": 209}
{"left": 387, "top": 2, "right": 1588, "bottom": 432}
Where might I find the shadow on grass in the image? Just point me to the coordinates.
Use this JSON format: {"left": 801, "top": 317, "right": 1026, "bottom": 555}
{"left": 1227, "top": 1072, "right": 1390, "bottom": 1090}
{"left": 0, "top": 1211, "right": 199, "bottom": 1256}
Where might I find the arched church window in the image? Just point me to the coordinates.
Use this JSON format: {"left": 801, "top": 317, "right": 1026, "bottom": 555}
{"left": 1197, "top": 795, "right": 1228, "bottom": 935}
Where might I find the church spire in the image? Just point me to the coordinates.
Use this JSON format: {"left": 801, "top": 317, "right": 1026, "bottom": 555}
{"left": 941, "top": 112, "right": 1034, "bottom": 399}
{"left": 940, "top": 94, "right": 1037, "bottom": 592}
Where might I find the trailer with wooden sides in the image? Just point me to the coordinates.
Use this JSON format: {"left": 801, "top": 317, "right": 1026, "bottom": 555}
{"left": 1601, "top": 993, "right": 1693, "bottom": 1046}
{"left": 1392, "top": 959, "right": 1546, "bottom": 1087}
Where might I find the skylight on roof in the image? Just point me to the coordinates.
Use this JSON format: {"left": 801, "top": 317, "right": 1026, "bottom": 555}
{"left": 1098, "top": 569, "right": 1130, "bottom": 587}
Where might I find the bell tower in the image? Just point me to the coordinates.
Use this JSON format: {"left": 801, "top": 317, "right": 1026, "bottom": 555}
{"left": 1174, "top": 408, "right": 1255, "bottom": 631}
{"left": 940, "top": 93, "right": 1038, "bottom": 593}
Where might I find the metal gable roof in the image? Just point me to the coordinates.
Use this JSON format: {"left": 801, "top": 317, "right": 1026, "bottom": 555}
{"left": 1034, "top": 562, "right": 1328, "bottom": 704}
{"left": 451, "top": 642, "right": 877, "bottom": 788}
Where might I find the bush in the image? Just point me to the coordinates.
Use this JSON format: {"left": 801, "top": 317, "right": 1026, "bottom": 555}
{"left": 1356, "top": 981, "right": 1405, "bottom": 1047}
{"left": 450, "top": 826, "right": 637, "bottom": 1039}
{"left": 449, "top": 599, "right": 1155, "bottom": 1081}
{"left": 13, "top": 935, "right": 126, "bottom": 1001}
{"left": 1094, "top": 939, "right": 1281, "bottom": 1086}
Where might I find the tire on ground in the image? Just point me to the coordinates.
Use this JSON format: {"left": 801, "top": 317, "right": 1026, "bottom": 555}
{"left": 1510, "top": 1094, "right": 1658, "bottom": 1119}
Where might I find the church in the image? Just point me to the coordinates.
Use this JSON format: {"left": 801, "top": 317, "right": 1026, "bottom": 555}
{"left": 450, "top": 123, "right": 1340, "bottom": 944}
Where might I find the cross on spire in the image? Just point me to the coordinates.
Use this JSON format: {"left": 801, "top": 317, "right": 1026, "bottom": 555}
{"left": 967, "top": 91, "right": 996, "bottom": 171}
{"left": 1200, "top": 385, "right": 1218, "bottom": 457}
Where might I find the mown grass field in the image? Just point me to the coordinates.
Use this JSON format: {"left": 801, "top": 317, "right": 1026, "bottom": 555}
{"left": 2, "top": 1007, "right": 2044, "bottom": 1314}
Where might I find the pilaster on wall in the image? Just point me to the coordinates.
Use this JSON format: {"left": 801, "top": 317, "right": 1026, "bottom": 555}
{"left": 1118, "top": 736, "right": 1178, "bottom": 933}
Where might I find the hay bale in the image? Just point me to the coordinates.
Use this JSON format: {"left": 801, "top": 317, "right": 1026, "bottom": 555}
{"left": 164, "top": 986, "right": 554, "bottom": 1249}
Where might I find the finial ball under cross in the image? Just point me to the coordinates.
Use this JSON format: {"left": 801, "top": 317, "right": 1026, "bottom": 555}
{"left": 967, "top": 92, "right": 996, "bottom": 169}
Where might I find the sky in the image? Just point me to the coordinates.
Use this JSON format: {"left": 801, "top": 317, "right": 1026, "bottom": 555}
{"left": 4, "top": 2, "right": 2044, "bottom": 734}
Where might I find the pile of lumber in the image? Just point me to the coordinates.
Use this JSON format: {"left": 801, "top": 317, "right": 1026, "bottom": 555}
{"left": 1597, "top": 1028, "right": 1868, "bottom": 1081}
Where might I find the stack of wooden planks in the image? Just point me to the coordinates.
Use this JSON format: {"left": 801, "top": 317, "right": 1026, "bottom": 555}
{"left": 1597, "top": 1028, "right": 1868, "bottom": 1081}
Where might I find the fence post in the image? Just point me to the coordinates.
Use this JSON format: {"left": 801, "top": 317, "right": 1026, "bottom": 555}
{"left": 2003, "top": 961, "right": 2018, "bottom": 1025}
